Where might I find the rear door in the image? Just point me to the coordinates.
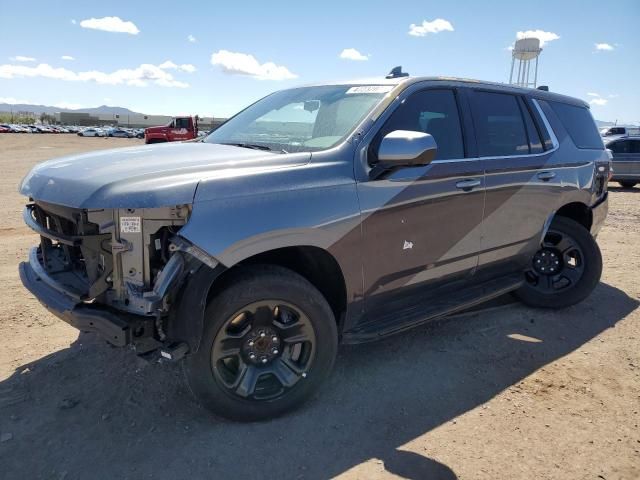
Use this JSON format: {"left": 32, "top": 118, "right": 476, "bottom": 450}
{"left": 468, "top": 90, "right": 564, "bottom": 278}
{"left": 357, "top": 87, "right": 485, "bottom": 312}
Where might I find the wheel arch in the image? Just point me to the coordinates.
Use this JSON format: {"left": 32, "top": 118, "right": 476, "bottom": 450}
{"left": 553, "top": 202, "right": 593, "bottom": 231}
{"left": 168, "top": 245, "right": 348, "bottom": 354}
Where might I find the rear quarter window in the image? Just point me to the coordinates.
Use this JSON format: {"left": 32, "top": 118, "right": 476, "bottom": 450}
{"left": 549, "top": 101, "right": 603, "bottom": 149}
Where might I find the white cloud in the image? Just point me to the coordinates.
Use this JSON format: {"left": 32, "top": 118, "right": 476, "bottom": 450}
{"left": 71, "top": 19, "right": 76, "bottom": 25}
{"left": 0, "top": 97, "right": 31, "bottom": 104}
{"left": 339, "top": 48, "right": 369, "bottom": 61}
{"left": 595, "top": 43, "right": 614, "bottom": 51}
{"left": 79, "top": 16, "right": 140, "bottom": 35}
{"left": 0, "top": 62, "right": 189, "bottom": 88}
{"left": 587, "top": 92, "right": 600, "bottom": 97}
{"left": 408, "top": 18, "right": 454, "bottom": 37}
{"left": 159, "top": 60, "right": 197, "bottom": 73}
{"left": 53, "top": 102, "right": 84, "bottom": 110}
{"left": 61, "top": 55, "right": 74, "bottom": 61}
{"left": 608, "top": 94, "right": 619, "bottom": 98}
{"left": 159, "top": 60, "right": 178, "bottom": 69}
{"left": 187, "top": 34, "right": 197, "bottom": 43}
{"left": 179, "top": 63, "right": 196, "bottom": 73}
{"left": 590, "top": 98, "right": 608, "bottom": 106}
{"left": 11, "top": 56, "right": 36, "bottom": 62}
{"left": 210, "top": 50, "right": 297, "bottom": 80}
{"left": 516, "top": 30, "right": 560, "bottom": 47}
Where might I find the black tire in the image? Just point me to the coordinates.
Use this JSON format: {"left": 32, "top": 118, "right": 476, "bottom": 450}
{"left": 183, "top": 265, "right": 338, "bottom": 421}
{"left": 619, "top": 181, "right": 637, "bottom": 189}
{"left": 514, "top": 216, "right": 602, "bottom": 309}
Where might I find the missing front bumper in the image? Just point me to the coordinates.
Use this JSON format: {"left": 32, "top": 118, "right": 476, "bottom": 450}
{"left": 20, "top": 253, "right": 136, "bottom": 347}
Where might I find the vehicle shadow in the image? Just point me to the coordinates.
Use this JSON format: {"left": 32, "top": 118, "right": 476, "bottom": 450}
{"left": 0, "top": 282, "right": 637, "bottom": 480}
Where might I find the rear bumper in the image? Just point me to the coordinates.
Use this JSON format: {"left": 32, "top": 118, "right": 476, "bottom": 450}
{"left": 590, "top": 192, "right": 608, "bottom": 237}
{"left": 19, "top": 251, "right": 132, "bottom": 347}
{"left": 611, "top": 161, "right": 640, "bottom": 180}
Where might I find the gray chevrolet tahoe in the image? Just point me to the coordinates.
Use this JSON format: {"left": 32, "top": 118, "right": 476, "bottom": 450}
{"left": 19, "top": 72, "right": 610, "bottom": 421}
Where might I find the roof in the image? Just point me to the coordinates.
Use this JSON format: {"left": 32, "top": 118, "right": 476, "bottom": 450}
{"left": 299, "top": 75, "right": 589, "bottom": 108}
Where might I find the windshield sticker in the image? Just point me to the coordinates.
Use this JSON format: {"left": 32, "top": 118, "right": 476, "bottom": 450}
{"left": 120, "top": 216, "right": 141, "bottom": 233}
{"left": 346, "top": 85, "right": 394, "bottom": 94}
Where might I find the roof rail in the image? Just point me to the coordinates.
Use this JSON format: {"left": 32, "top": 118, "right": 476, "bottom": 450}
{"left": 537, "top": 85, "right": 549, "bottom": 91}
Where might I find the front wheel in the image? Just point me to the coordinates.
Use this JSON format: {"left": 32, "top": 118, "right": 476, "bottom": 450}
{"left": 514, "top": 216, "right": 602, "bottom": 309}
{"left": 183, "top": 265, "right": 338, "bottom": 421}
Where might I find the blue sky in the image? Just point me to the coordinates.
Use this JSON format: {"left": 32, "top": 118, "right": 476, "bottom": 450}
{"left": 1, "top": 0, "right": 638, "bottom": 123}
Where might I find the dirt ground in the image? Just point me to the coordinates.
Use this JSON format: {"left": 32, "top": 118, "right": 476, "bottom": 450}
{"left": 0, "top": 134, "right": 638, "bottom": 480}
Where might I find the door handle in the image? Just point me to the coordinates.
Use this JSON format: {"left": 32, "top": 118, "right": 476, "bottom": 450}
{"left": 456, "top": 179, "right": 481, "bottom": 191}
{"left": 537, "top": 171, "right": 556, "bottom": 181}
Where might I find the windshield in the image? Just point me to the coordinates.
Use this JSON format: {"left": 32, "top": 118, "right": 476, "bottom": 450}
{"left": 205, "top": 85, "right": 393, "bottom": 153}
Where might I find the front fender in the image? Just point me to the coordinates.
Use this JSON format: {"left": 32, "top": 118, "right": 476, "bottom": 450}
{"left": 178, "top": 184, "right": 362, "bottom": 268}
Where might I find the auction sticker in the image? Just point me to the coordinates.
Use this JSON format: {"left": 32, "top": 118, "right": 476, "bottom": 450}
{"left": 120, "top": 216, "right": 141, "bottom": 233}
{"left": 346, "top": 85, "right": 394, "bottom": 94}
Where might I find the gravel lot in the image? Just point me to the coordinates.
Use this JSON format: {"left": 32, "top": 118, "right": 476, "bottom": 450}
{"left": 0, "top": 134, "right": 638, "bottom": 480}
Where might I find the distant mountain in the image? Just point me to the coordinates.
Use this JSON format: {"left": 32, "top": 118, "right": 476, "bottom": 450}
{"left": 595, "top": 119, "right": 638, "bottom": 128}
{"left": 0, "top": 103, "right": 142, "bottom": 116}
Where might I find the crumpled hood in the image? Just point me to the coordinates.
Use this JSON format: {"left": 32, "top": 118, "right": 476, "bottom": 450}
{"left": 19, "top": 142, "right": 310, "bottom": 208}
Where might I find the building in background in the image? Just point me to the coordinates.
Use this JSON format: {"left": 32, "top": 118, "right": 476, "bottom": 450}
{"left": 54, "top": 112, "right": 225, "bottom": 130}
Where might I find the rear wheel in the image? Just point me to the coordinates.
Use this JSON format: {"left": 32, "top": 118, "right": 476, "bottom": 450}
{"left": 514, "top": 216, "right": 602, "bottom": 309}
{"left": 183, "top": 265, "right": 338, "bottom": 421}
{"left": 619, "top": 181, "right": 637, "bottom": 189}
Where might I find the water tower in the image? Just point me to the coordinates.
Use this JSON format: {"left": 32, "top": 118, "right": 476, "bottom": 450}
{"left": 509, "top": 38, "right": 542, "bottom": 88}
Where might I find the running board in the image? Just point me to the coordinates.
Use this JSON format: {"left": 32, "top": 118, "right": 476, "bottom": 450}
{"left": 342, "top": 274, "right": 523, "bottom": 344}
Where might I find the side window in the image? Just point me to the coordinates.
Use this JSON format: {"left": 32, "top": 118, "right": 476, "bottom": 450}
{"left": 469, "top": 91, "right": 529, "bottom": 157}
{"left": 549, "top": 102, "right": 603, "bottom": 149}
{"left": 518, "top": 97, "right": 544, "bottom": 154}
{"left": 609, "top": 141, "right": 631, "bottom": 154}
{"left": 175, "top": 118, "right": 190, "bottom": 129}
{"left": 375, "top": 89, "right": 464, "bottom": 161}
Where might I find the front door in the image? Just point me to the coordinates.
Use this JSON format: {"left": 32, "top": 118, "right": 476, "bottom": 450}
{"left": 356, "top": 88, "right": 485, "bottom": 315}
{"left": 171, "top": 118, "right": 192, "bottom": 141}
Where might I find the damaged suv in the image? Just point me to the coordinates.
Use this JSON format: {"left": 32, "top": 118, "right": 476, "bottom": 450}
{"left": 20, "top": 73, "right": 609, "bottom": 421}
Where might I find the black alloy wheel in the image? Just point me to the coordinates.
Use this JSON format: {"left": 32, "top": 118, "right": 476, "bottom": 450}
{"left": 525, "top": 229, "right": 585, "bottom": 294}
{"left": 183, "top": 265, "right": 338, "bottom": 421}
{"left": 515, "top": 216, "right": 602, "bottom": 309}
{"left": 211, "top": 301, "right": 316, "bottom": 401}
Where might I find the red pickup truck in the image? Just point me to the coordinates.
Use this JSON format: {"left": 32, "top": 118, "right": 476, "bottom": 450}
{"left": 144, "top": 116, "right": 198, "bottom": 144}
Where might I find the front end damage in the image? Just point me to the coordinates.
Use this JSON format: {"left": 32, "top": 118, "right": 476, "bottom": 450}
{"left": 19, "top": 201, "right": 216, "bottom": 357}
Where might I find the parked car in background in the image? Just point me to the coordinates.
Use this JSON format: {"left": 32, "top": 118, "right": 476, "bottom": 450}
{"left": 601, "top": 126, "right": 640, "bottom": 137}
{"left": 606, "top": 136, "right": 640, "bottom": 188}
{"left": 109, "top": 128, "right": 133, "bottom": 138}
{"left": 77, "top": 128, "right": 102, "bottom": 137}
{"left": 19, "top": 74, "right": 609, "bottom": 421}
{"left": 0, "top": 124, "right": 10, "bottom": 133}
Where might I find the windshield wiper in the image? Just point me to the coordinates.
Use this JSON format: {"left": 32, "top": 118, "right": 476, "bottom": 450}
{"left": 221, "top": 142, "right": 272, "bottom": 151}
{"left": 220, "top": 142, "right": 288, "bottom": 154}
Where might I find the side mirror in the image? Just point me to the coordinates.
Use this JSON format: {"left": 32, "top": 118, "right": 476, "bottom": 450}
{"left": 377, "top": 130, "right": 438, "bottom": 169}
